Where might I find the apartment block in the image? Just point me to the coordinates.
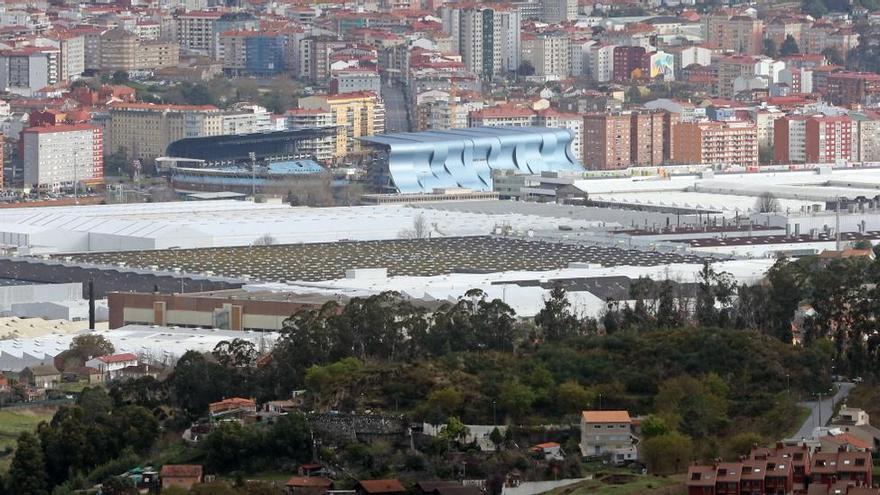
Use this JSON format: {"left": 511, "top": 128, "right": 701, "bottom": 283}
{"left": 630, "top": 111, "right": 665, "bottom": 167}
{"left": 176, "top": 10, "right": 223, "bottom": 55}
{"left": 825, "top": 72, "right": 880, "bottom": 107}
{"left": 540, "top": 0, "right": 577, "bottom": 24}
{"left": 521, "top": 31, "right": 571, "bottom": 80}
{"left": 583, "top": 113, "right": 632, "bottom": 170}
{"left": 673, "top": 121, "right": 758, "bottom": 167}
{"left": 443, "top": 4, "right": 521, "bottom": 79}
{"left": 0, "top": 47, "right": 59, "bottom": 96}
{"left": 854, "top": 114, "right": 880, "bottom": 163}
{"left": 704, "top": 13, "right": 763, "bottom": 56}
{"left": 100, "top": 29, "right": 179, "bottom": 72}
{"left": 22, "top": 124, "right": 103, "bottom": 189}
{"left": 286, "top": 108, "right": 337, "bottom": 163}
{"left": 297, "top": 92, "right": 385, "bottom": 158}
{"left": 612, "top": 46, "right": 646, "bottom": 82}
{"left": 107, "top": 103, "right": 223, "bottom": 160}
{"left": 775, "top": 115, "right": 855, "bottom": 164}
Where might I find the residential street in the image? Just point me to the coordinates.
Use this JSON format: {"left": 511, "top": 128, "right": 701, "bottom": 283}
{"left": 381, "top": 81, "right": 410, "bottom": 133}
{"left": 791, "top": 381, "right": 855, "bottom": 440}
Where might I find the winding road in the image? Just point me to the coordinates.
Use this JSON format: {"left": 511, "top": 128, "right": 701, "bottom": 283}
{"left": 791, "top": 381, "right": 855, "bottom": 440}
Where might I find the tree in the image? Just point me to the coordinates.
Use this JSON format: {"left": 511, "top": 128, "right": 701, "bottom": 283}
{"left": 498, "top": 379, "right": 536, "bottom": 420}
{"left": 640, "top": 415, "right": 670, "bottom": 438}
{"left": 8, "top": 432, "right": 49, "bottom": 495}
{"left": 755, "top": 192, "right": 780, "bottom": 213}
{"left": 535, "top": 286, "right": 582, "bottom": 341}
{"left": 517, "top": 61, "right": 535, "bottom": 77}
{"left": 803, "top": 0, "right": 828, "bottom": 17}
{"left": 822, "top": 47, "right": 844, "bottom": 66}
{"left": 399, "top": 213, "right": 430, "bottom": 239}
{"left": 101, "top": 476, "right": 137, "bottom": 495}
{"left": 554, "top": 380, "right": 594, "bottom": 415}
{"left": 251, "top": 234, "right": 276, "bottom": 247}
{"left": 725, "top": 432, "right": 764, "bottom": 459}
{"left": 763, "top": 39, "right": 779, "bottom": 58}
{"left": 440, "top": 416, "right": 470, "bottom": 443}
{"left": 78, "top": 387, "right": 113, "bottom": 421}
{"left": 213, "top": 339, "right": 258, "bottom": 368}
{"left": 267, "top": 413, "right": 312, "bottom": 462}
{"left": 111, "top": 70, "right": 129, "bottom": 85}
{"left": 641, "top": 432, "right": 693, "bottom": 474}
{"left": 780, "top": 35, "right": 800, "bottom": 56}
{"left": 425, "top": 387, "right": 464, "bottom": 421}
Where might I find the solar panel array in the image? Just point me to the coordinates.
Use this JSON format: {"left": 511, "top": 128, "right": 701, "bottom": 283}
{"left": 62, "top": 236, "right": 714, "bottom": 282}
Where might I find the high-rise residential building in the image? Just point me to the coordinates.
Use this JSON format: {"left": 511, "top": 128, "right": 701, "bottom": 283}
{"left": 716, "top": 55, "right": 758, "bottom": 98}
{"left": 583, "top": 113, "right": 631, "bottom": 170}
{"left": 630, "top": 111, "right": 665, "bottom": 167}
{"left": 286, "top": 108, "right": 337, "bottom": 164}
{"left": 212, "top": 12, "right": 259, "bottom": 59}
{"left": 99, "top": 29, "right": 179, "bottom": 72}
{"left": 221, "top": 104, "right": 274, "bottom": 135}
{"left": 415, "top": 90, "right": 483, "bottom": 131}
{"left": 587, "top": 43, "right": 616, "bottom": 82}
{"left": 824, "top": 72, "right": 880, "bottom": 107}
{"left": 0, "top": 47, "right": 59, "bottom": 96}
{"left": 443, "top": 5, "right": 521, "bottom": 79}
{"left": 22, "top": 124, "right": 103, "bottom": 189}
{"left": 704, "top": 13, "right": 763, "bottom": 56}
{"left": 540, "top": 0, "right": 577, "bottom": 24}
{"left": 107, "top": 103, "right": 224, "bottom": 160}
{"left": 176, "top": 10, "right": 223, "bottom": 55}
{"left": 297, "top": 92, "right": 385, "bottom": 158}
{"left": 853, "top": 113, "right": 880, "bottom": 163}
{"left": 522, "top": 31, "right": 571, "bottom": 80}
{"left": 612, "top": 46, "right": 646, "bottom": 82}
{"left": 774, "top": 115, "right": 854, "bottom": 164}
{"left": 673, "top": 121, "right": 758, "bottom": 167}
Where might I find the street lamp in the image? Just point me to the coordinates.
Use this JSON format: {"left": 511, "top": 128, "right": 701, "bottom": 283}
{"left": 786, "top": 373, "right": 790, "bottom": 396}
{"left": 492, "top": 400, "right": 497, "bottom": 426}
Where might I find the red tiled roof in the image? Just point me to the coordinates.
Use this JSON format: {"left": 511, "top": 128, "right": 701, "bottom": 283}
{"left": 582, "top": 410, "right": 631, "bottom": 423}
{"left": 98, "top": 353, "right": 137, "bottom": 364}
{"left": 287, "top": 477, "right": 333, "bottom": 488}
{"left": 359, "top": 480, "right": 406, "bottom": 493}
{"left": 160, "top": 464, "right": 203, "bottom": 478}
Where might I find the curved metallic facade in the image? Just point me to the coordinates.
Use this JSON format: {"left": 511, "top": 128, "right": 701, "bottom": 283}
{"left": 362, "top": 126, "right": 583, "bottom": 193}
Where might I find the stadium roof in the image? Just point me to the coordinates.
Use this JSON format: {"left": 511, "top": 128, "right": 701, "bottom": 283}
{"left": 361, "top": 126, "right": 583, "bottom": 193}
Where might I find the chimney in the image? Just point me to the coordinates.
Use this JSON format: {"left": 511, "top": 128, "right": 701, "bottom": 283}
{"left": 88, "top": 279, "right": 95, "bottom": 331}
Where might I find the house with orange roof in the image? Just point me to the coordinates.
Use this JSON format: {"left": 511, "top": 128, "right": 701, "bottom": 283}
{"left": 529, "top": 441, "right": 565, "bottom": 461}
{"left": 580, "top": 410, "right": 640, "bottom": 463}
{"left": 209, "top": 397, "right": 257, "bottom": 420}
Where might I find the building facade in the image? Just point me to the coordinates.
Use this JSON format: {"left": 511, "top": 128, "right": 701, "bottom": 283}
{"left": 363, "top": 126, "right": 582, "bottom": 193}
{"left": 580, "top": 410, "right": 639, "bottom": 462}
{"left": 107, "top": 103, "right": 223, "bottom": 160}
{"left": 297, "top": 92, "right": 385, "bottom": 158}
{"left": 22, "top": 124, "right": 104, "bottom": 190}
{"left": 673, "top": 120, "right": 758, "bottom": 167}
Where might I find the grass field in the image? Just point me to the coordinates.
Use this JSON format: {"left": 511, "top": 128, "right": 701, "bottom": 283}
{"left": 0, "top": 407, "right": 56, "bottom": 472}
{"left": 546, "top": 474, "right": 685, "bottom": 495}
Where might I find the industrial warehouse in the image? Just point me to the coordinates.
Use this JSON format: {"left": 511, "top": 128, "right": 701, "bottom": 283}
{"left": 2, "top": 163, "right": 880, "bottom": 372}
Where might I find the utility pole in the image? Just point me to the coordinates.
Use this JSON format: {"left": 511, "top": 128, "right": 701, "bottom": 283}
{"left": 835, "top": 197, "right": 841, "bottom": 251}
{"left": 73, "top": 148, "right": 79, "bottom": 205}
{"left": 249, "top": 152, "right": 257, "bottom": 198}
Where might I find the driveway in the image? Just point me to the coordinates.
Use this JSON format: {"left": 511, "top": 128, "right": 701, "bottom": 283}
{"left": 791, "top": 381, "right": 855, "bottom": 440}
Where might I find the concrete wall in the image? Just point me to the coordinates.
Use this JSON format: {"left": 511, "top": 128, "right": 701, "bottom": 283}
{"left": 0, "top": 283, "right": 82, "bottom": 311}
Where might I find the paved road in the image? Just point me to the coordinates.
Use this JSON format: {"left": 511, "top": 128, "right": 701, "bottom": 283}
{"left": 791, "top": 381, "right": 855, "bottom": 440}
{"left": 381, "top": 81, "right": 410, "bottom": 133}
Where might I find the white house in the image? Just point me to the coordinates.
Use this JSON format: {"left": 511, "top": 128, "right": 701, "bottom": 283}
{"left": 85, "top": 353, "right": 138, "bottom": 379}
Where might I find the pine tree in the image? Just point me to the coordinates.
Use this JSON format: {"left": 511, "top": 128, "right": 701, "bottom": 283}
{"left": 8, "top": 432, "right": 48, "bottom": 495}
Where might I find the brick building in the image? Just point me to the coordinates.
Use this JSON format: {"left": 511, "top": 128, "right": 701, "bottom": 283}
{"left": 672, "top": 120, "right": 758, "bottom": 167}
